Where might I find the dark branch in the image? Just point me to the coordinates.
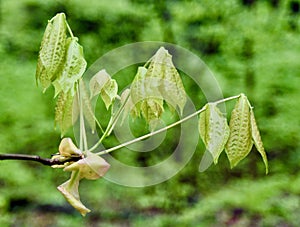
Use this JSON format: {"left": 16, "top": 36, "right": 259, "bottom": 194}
{"left": 0, "top": 153, "right": 82, "bottom": 166}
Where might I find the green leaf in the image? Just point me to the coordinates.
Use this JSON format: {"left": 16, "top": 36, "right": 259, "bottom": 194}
{"left": 148, "top": 47, "right": 186, "bottom": 114}
{"left": 36, "top": 13, "right": 67, "bottom": 91}
{"left": 131, "top": 66, "right": 153, "bottom": 103}
{"left": 89, "top": 70, "right": 118, "bottom": 109}
{"left": 53, "top": 37, "right": 87, "bottom": 96}
{"left": 55, "top": 91, "right": 74, "bottom": 136}
{"left": 250, "top": 109, "right": 269, "bottom": 174}
{"left": 57, "top": 171, "right": 91, "bottom": 216}
{"left": 225, "top": 94, "right": 253, "bottom": 168}
{"left": 130, "top": 47, "right": 187, "bottom": 122}
{"left": 101, "top": 79, "right": 118, "bottom": 109}
{"left": 130, "top": 67, "right": 164, "bottom": 128}
{"left": 199, "top": 103, "right": 230, "bottom": 164}
{"left": 89, "top": 69, "right": 111, "bottom": 98}
{"left": 140, "top": 98, "right": 164, "bottom": 131}
{"left": 64, "top": 152, "right": 110, "bottom": 180}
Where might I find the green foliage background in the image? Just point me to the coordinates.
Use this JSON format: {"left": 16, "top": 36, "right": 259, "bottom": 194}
{"left": 1, "top": 0, "right": 300, "bottom": 226}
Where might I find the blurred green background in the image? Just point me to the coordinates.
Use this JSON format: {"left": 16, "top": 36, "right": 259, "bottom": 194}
{"left": 1, "top": 0, "right": 300, "bottom": 226}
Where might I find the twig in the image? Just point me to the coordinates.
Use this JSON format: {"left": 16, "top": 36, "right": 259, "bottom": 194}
{"left": 0, "top": 153, "right": 81, "bottom": 166}
{"left": 96, "top": 94, "right": 241, "bottom": 155}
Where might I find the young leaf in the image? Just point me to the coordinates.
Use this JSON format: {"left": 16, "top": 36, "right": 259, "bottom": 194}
{"left": 150, "top": 47, "right": 186, "bottom": 114}
{"left": 36, "top": 13, "right": 67, "bottom": 90}
{"left": 89, "top": 69, "right": 111, "bottom": 98}
{"left": 55, "top": 91, "right": 74, "bottom": 136}
{"left": 131, "top": 66, "right": 156, "bottom": 103}
{"left": 140, "top": 98, "right": 164, "bottom": 131}
{"left": 130, "top": 67, "right": 163, "bottom": 125}
{"left": 250, "top": 109, "right": 269, "bottom": 174}
{"left": 131, "top": 47, "right": 187, "bottom": 120}
{"left": 89, "top": 70, "right": 118, "bottom": 109}
{"left": 100, "top": 79, "right": 118, "bottom": 109}
{"left": 53, "top": 37, "right": 87, "bottom": 96}
{"left": 57, "top": 171, "right": 91, "bottom": 216}
{"left": 225, "top": 94, "right": 253, "bottom": 168}
{"left": 199, "top": 103, "right": 230, "bottom": 164}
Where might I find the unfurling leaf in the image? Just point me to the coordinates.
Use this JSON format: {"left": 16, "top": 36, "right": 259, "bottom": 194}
{"left": 140, "top": 98, "right": 164, "bottom": 131}
{"left": 89, "top": 70, "right": 118, "bottom": 109}
{"left": 57, "top": 171, "right": 91, "bottom": 216}
{"left": 225, "top": 94, "right": 253, "bottom": 168}
{"left": 36, "top": 13, "right": 67, "bottom": 90}
{"left": 131, "top": 67, "right": 155, "bottom": 103}
{"left": 199, "top": 103, "right": 230, "bottom": 164}
{"left": 89, "top": 69, "right": 111, "bottom": 98}
{"left": 147, "top": 47, "right": 186, "bottom": 114}
{"left": 53, "top": 37, "right": 87, "bottom": 96}
{"left": 55, "top": 91, "right": 74, "bottom": 136}
{"left": 130, "top": 47, "right": 187, "bottom": 125}
{"left": 130, "top": 67, "right": 164, "bottom": 128}
{"left": 101, "top": 79, "right": 118, "bottom": 109}
{"left": 64, "top": 152, "right": 110, "bottom": 180}
{"left": 250, "top": 109, "right": 269, "bottom": 174}
{"left": 58, "top": 138, "right": 82, "bottom": 157}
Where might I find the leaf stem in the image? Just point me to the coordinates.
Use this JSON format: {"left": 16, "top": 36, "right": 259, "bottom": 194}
{"left": 87, "top": 91, "right": 130, "bottom": 152}
{"left": 96, "top": 94, "right": 241, "bottom": 156}
{"left": 66, "top": 21, "right": 74, "bottom": 38}
{"left": 95, "top": 107, "right": 201, "bottom": 155}
{"left": 214, "top": 94, "right": 241, "bottom": 105}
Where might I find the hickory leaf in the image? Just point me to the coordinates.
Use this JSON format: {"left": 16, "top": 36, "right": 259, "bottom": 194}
{"left": 140, "top": 98, "right": 164, "bottom": 131}
{"left": 199, "top": 103, "right": 230, "bottom": 164}
{"left": 55, "top": 91, "right": 74, "bottom": 136}
{"left": 36, "top": 13, "right": 67, "bottom": 90}
{"left": 250, "top": 109, "right": 269, "bottom": 174}
{"left": 53, "top": 37, "right": 87, "bottom": 96}
{"left": 130, "top": 47, "right": 187, "bottom": 124}
{"left": 89, "top": 69, "right": 111, "bottom": 98}
{"left": 101, "top": 79, "right": 118, "bottom": 109}
{"left": 130, "top": 67, "right": 164, "bottom": 128}
{"left": 89, "top": 70, "right": 118, "bottom": 109}
{"left": 148, "top": 47, "right": 186, "bottom": 114}
{"left": 225, "top": 94, "right": 253, "bottom": 168}
{"left": 131, "top": 67, "right": 157, "bottom": 103}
